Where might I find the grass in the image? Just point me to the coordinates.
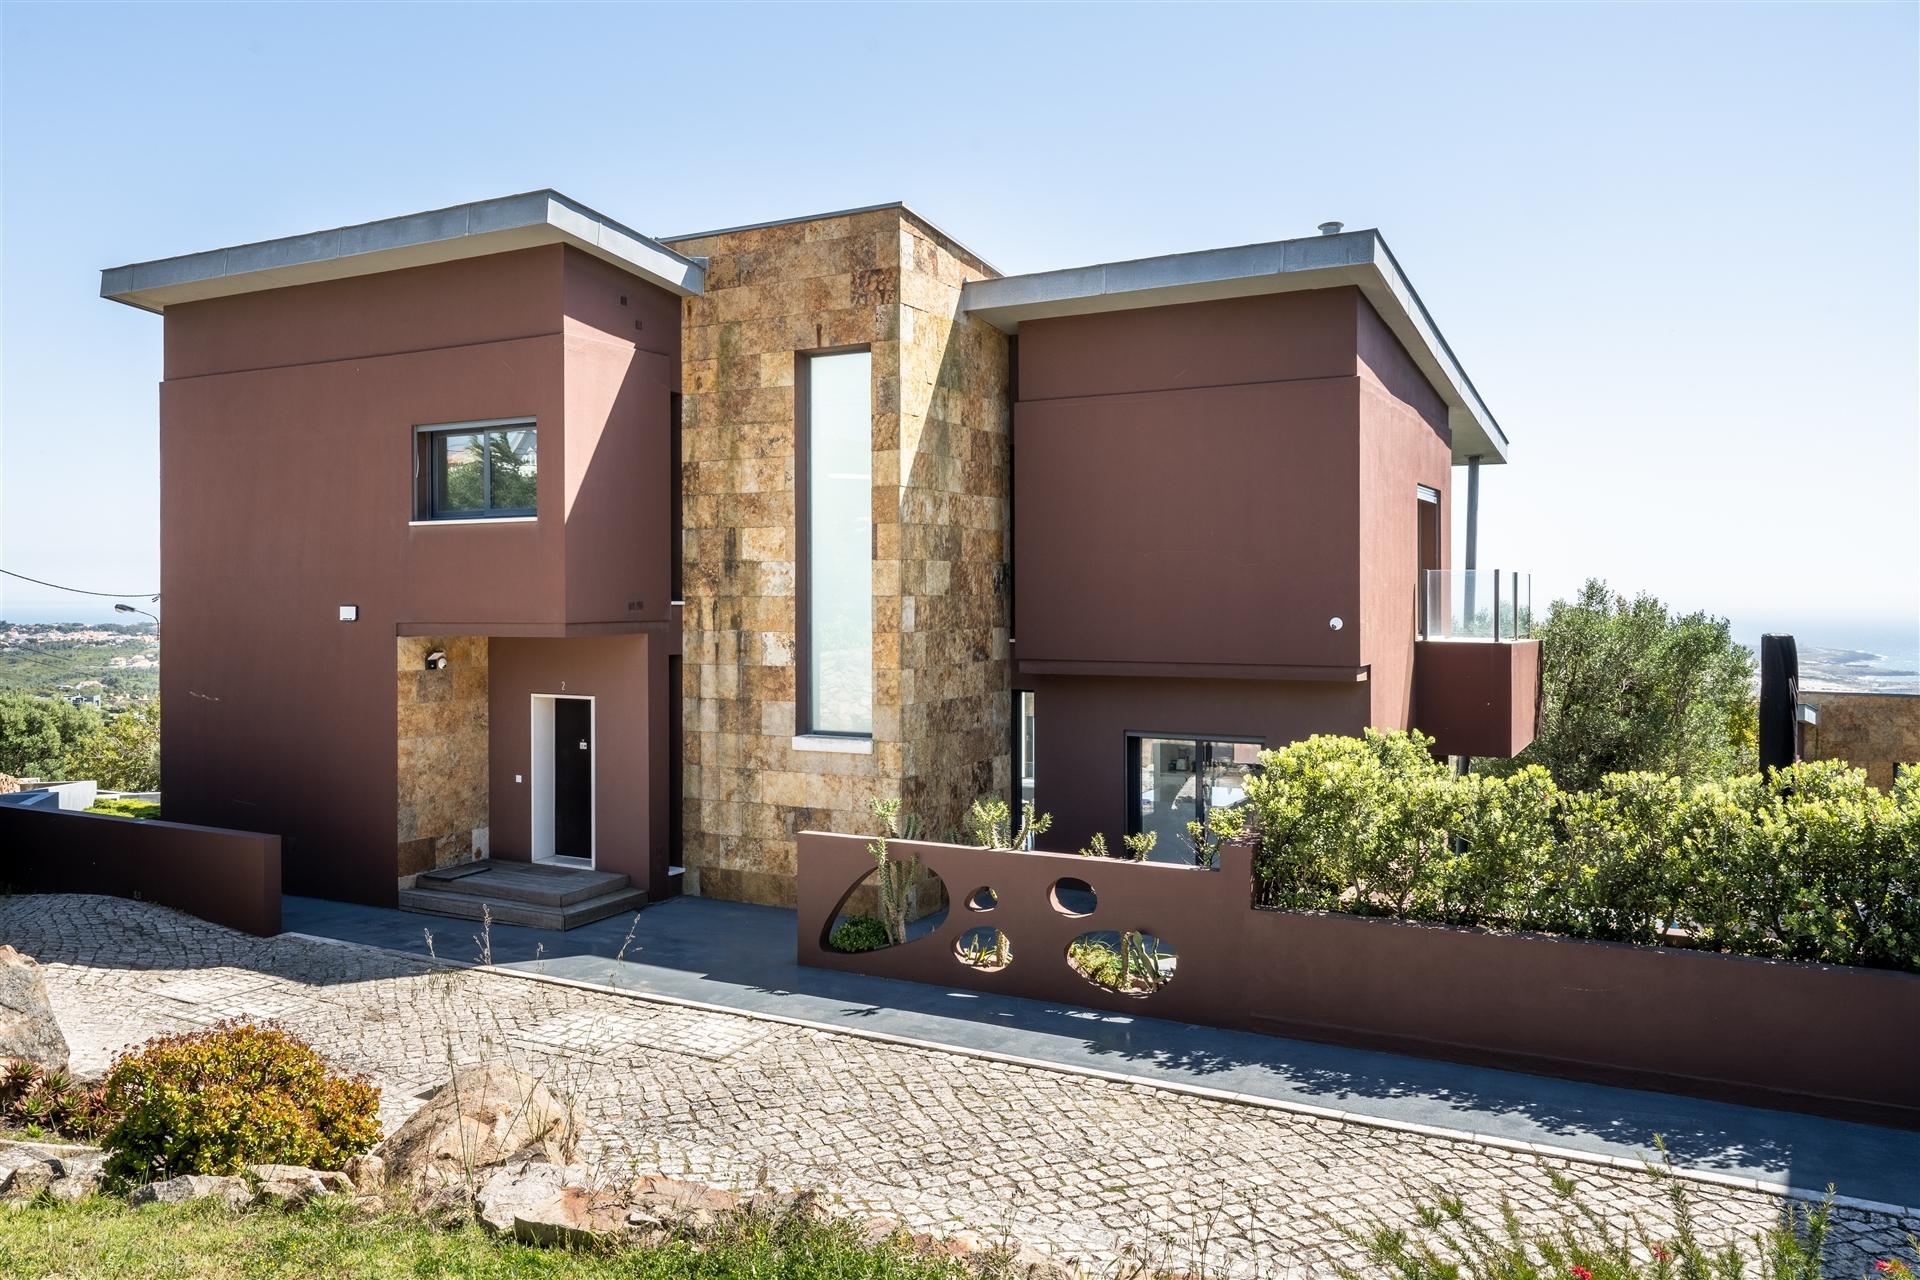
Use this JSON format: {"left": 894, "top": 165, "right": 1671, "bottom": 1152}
{"left": 85, "top": 796, "right": 160, "bottom": 819}
{"left": 0, "top": 1194, "right": 986, "bottom": 1280}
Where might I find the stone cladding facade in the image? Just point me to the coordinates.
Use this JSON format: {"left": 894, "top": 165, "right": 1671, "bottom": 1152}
{"left": 668, "top": 208, "right": 1011, "bottom": 906}
{"left": 396, "top": 635, "right": 489, "bottom": 878}
{"left": 1802, "top": 691, "right": 1920, "bottom": 790}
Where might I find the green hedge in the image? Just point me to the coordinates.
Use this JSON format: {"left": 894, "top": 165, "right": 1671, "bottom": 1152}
{"left": 1245, "top": 731, "right": 1920, "bottom": 972}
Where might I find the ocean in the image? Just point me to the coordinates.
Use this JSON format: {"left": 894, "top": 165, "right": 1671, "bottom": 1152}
{"left": 1729, "top": 617, "right": 1919, "bottom": 694}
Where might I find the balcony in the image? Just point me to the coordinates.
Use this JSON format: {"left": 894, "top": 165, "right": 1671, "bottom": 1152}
{"left": 1413, "top": 569, "right": 1542, "bottom": 758}
{"left": 1420, "top": 568, "right": 1533, "bottom": 641}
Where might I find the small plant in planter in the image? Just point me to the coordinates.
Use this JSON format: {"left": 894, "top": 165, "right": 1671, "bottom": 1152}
{"left": 1068, "top": 931, "right": 1172, "bottom": 995}
{"left": 965, "top": 796, "right": 1053, "bottom": 850}
{"left": 864, "top": 797, "right": 921, "bottom": 947}
{"left": 98, "top": 1022, "right": 380, "bottom": 1182}
{"left": 827, "top": 915, "right": 892, "bottom": 953}
{"left": 955, "top": 927, "right": 1012, "bottom": 971}
{"left": 1077, "top": 831, "right": 1158, "bottom": 861}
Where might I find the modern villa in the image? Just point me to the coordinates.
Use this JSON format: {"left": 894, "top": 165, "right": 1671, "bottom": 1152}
{"left": 100, "top": 191, "right": 1539, "bottom": 924}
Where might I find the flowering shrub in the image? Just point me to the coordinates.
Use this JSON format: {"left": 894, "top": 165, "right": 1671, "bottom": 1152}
{"left": 1247, "top": 731, "right": 1920, "bottom": 971}
{"left": 99, "top": 1022, "right": 380, "bottom": 1181}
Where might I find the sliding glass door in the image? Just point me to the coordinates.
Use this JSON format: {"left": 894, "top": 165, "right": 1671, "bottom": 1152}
{"left": 1128, "top": 736, "right": 1261, "bottom": 864}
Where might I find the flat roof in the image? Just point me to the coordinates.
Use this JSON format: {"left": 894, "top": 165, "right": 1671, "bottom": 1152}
{"left": 661, "top": 200, "right": 999, "bottom": 276}
{"left": 961, "top": 229, "right": 1508, "bottom": 464}
{"left": 100, "top": 190, "right": 705, "bottom": 314}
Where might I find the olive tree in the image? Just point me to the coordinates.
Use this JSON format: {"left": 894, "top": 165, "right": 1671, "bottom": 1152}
{"left": 1486, "top": 579, "right": 1755, "bottom": 791}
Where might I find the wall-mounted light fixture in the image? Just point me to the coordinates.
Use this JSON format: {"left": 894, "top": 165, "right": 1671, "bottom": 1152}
{"left": 424, "top": 649, "right": 448, "bottom": 671}
{"left": 1328, "top": 617, "right": 1344, "bottom": 631}
{"left": 338, "top": 605, "right": 359, "bottom": 622}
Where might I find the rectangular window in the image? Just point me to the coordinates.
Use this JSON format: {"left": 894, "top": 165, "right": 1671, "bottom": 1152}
{"left": 798, "top": 350, "right": 873, "bottom": 737}
{"left": 414, "top": 419, "right": 538, "bottom": 520}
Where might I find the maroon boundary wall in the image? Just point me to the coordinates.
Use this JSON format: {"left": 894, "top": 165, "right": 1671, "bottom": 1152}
{"left": 0, "top": 804, "right": 282, "bottom": 936}
{"left": 797, "top": 831, "right": 1920, "bottom": 1128}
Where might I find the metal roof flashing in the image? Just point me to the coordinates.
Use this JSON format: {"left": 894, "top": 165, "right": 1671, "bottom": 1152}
{"left": 99, "top": 190, "right": 705, "bottom": 314}
{"left": 661, "top": 201, "right": 999, "bottom": 277}
{"left": 960, "top": 230, "right": 1507, "bottom": 464}
{"left": 98, "top": 197, "right": 1502, "bottom": 463}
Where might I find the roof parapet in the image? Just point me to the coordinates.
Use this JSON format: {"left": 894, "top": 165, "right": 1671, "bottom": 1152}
{"left": 961, "top": 229, "right": 1507, "bottom": 464}
{"left": 100, "top": 190, "right": 705, "bottom": 314}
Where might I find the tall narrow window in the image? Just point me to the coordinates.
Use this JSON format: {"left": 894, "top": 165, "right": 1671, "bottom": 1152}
{"left": 1017, "top": 691, "right": 1036, "bottom": 809}
{"left": 799, "top": 349, "right": 873, "bottom": 737}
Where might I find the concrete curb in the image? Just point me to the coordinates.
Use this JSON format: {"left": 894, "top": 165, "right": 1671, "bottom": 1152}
{"left": 281, "top": 931, "right": 1920, "bottom": 1223}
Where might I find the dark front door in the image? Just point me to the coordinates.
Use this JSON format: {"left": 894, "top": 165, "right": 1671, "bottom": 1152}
{"left": 553, "top": 697, "right": 592, "bottom": 859}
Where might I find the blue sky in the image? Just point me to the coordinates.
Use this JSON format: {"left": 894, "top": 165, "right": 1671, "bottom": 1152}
{"left": 2, "top": 2, "right": 1915, "bottom": 649}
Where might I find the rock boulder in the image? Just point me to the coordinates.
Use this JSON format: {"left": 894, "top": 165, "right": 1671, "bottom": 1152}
{"left": 475, "top": 1160, "right": 628, "bottom": 1246}
{"left": 0, "top": 1147, "right": 59, "bottom": 1199}
{"left": 0, "top": 946, "right": 69, "bottom": 1074}
{"left": 376, "top": 1064, "right": 581, "bottom": 1188}
{"left": 247, "top": 1163, "right": 354, "bottom": 1205}
{"left": 626, "top": 1173, "right": 741, "bottom": 1232}
{"left": 130, "top": 1174, "right": 253, "bottom": 1210}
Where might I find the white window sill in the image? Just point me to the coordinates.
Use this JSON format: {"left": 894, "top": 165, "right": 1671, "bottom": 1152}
{"left": 408, "top": 516, "right": 539, "bottom": 527}
{"left": 791, "top": 734, "right": 873, "bottom": 755}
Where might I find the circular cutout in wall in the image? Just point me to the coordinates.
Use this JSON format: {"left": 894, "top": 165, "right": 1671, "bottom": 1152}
{"left": 966, "top": 886, "right": 998, "bottom": 912}
{"left": 1049, "top": 877, "right": 1096, "bottom": 917}
{"left": 954, "top": 927, "right": 1013, "bottom": 972}
{"left": 1066, "top": 929, "right": 1176, "bottom": 997}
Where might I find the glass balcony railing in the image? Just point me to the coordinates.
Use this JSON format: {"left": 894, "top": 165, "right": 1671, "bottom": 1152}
{"left": 1421, "top": 569, "right": 1533, "bottom": 641}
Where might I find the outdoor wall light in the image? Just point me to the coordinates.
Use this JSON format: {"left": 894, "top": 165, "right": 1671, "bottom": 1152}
{"left": 424, "top": 650, "right": 449, "bottom": 671}
{"left": 1328, "top": 617, "right": 1343, "bottom": 631}
{"left": 338, "top": 605, "right": 359, "bottom": 622}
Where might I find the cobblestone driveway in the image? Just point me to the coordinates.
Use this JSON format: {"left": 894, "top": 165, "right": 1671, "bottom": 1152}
{"left": 5, "top": 895, "right": 1914, "bottom": 1276}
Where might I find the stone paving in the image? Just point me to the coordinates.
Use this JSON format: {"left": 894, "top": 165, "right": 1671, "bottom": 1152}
{"left": 5, "top": 894, "right": 1915, "bottom": 1277}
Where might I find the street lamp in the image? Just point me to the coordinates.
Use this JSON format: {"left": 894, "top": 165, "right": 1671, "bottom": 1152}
{"left": 113, "top": 602, "right": 159, "bottom": 628}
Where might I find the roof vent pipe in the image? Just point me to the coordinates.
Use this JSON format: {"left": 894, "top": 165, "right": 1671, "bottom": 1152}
{"left": 1317, "top": 221, "right": 1345, "bottom": 236}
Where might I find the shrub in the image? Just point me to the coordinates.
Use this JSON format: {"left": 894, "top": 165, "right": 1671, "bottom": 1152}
{"left": 827, "top": 916, "right": 892, "bottom": 953}
{"left": 87, "top": 796, "right": 161, "bottom": 820}
{"left": 0, "top": 690, "right": 102, "bottom": 779}
{"left": 61, "top": 701, "right": 160, "bottom": 792}
{"left": 1246, "top": 731, "right": 1920, "bottom": 971}
{"left": 99, "top": 1023, "right": 380, "bottom": 1181}
{"left": 1438, "top": 766, "right": 1559, "bottom": 928}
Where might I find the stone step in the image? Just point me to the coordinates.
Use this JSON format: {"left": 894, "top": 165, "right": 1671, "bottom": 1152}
{"left": 414, "top": 860, "right": 631, "bottom": 908}
{"left": 397, "top": 884, "right": 647, "bottom": 932}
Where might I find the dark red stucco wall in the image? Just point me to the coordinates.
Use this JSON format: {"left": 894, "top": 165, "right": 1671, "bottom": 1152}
{"left": 156, "top": 246, "right": 679, "bottom": 904}
{"left": 1011, "top": 287, "right": 1462, "bottom": 849}
{"left": 487, "top": 633, "right": 669, "bottom": 894}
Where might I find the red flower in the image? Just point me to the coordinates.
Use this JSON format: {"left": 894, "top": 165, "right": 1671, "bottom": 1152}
{"left": 1653, "top": 1248, "right": 1672, "bottom": 1263}
{"left": 1571, "top": 1267, "right": 1593, "bottom": 1280}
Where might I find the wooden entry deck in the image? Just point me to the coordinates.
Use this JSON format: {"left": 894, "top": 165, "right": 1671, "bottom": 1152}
{"left": 399, "top": 859, "right": 645, "bottom": 931}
